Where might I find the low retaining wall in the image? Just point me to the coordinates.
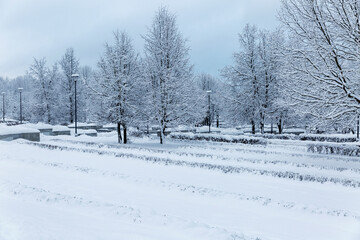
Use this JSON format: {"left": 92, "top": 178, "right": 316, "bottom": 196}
{"left": 38, "top": 128, "right": 53, "bottom": 135}
{"left": 52, "top": 130, "right": 71, "bottom": 136}
{"left": 102, "top": 126, "right": 117, "bottom": 131}
{"left": 68, "top": 125, "right": 103, "bottom": 131}
{"left": 82, "top": 132, "right": 97, "bottom": 137}
{"left": 97, "top": 129, "right": 112, "bottom": 133}
{"left": 0, "top": 132, "right": 40, "bottom": 142}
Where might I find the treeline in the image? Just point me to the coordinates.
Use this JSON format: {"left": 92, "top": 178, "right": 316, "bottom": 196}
{"left": 1, "top": 1, "right": 360, "bottom": 144}
{"left": 1, "top": 8, "right": 207, "bottom": 144}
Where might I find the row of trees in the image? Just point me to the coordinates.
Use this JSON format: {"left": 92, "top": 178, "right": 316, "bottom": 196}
{"left": 0, "top": 7, "right": 206, "bottom": 144}
{"left": 222, "top": 25, "right": 290, "bottom": 134}
{"left": 221, "top": 0, "right": 360, "bottom": 134}
{"left": 88, "top": 8, "right": 206, "bottom": 144}
{"left": 0, "top": 49, "right": 87, "bottom": 125}
{"left": 2, "top": 2, "right": 360, "bottom": 143}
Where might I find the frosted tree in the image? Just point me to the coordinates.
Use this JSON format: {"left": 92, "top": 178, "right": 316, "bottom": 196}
{"left": 197, "top": 74, "right": 223, "bottom": 127}
{"left": 92, "top": 31, "right": 140, "bottom": 144}
{"left": 279, "top": 0, "right": 360, "bottom": 129}
{"left": 222, "top": 25, "right": 288, "bottom": 133}
{"left": 222, "top": 24, "right": 261, "bottom": 134}
{"left": 80, "top": 66, "right": 96, "bottom": 122}
{"left": 5, "top": 76, "right": 33, "bottom": 122}
{"left": 143, "top": 7, "right": 204, "bottom": 144}
{"left": 29, "top": 58, "right": 59, "bottom": 123}
{"left": 257, "top": 30, "right": 287, "bottom": 133}
{"left": 60, "top": 48, "right": 80, "bottom": 123}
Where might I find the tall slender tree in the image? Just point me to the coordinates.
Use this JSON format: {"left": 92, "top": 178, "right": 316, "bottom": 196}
{"left": 222, "top": 25, "right": 287, "bottom": 133}
{"left": 60, "top": 48, "right": 79, "bottom": 123}
{"left": 92, "top": 31, "right": 140, "bottom": 144}
{"left": 29, "top": 58, "right": 59, "bottom": 123}
{"left": 222, "top": 24, "right": 260, "bottom": 134}
{"left": 143, "top": 7, "right": 202, "bottom": 144}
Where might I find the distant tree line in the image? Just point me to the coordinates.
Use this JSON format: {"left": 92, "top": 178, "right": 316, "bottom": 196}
{"left": 1, "top": 2, "right": 360, "bottom": 143}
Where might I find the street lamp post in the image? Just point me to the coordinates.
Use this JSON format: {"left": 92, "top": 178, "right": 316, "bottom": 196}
{"left": 72, "top": 74, "right": 80, "bottom": 136}
{"left": 207, "top": 90, "right": 212, "bottom": 133}
{"left": 18, "top": 88, "right": 23, "bottom": 124}
{"left": 2, "top": 92, "right": 5, "bottom": 122}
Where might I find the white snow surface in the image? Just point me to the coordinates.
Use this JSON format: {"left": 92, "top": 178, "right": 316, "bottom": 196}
{"left": 102, "top": 123, "right": 117, "bottom": 128}
{"left": 220, "top": 128, "right": 244, "bottom": 135}
{"left": 22, "top": 123, "right": 53, "bottom": 130}
{"left": 78, "top": 129, "right": 97, "bottom": 134}
{"left": 196, "top": 126, "right": 221, "bottom": 133}
{"left": 0, "top": 134, "right": 359, "bottom": 240}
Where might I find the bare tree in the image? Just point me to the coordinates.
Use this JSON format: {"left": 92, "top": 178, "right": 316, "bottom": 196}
{"left": 222, "top": 24, "right": 261, "bottom": 133}
{"left": 29, "top": 58, "right": 59, "bottom": 124}
{"left": 93, "top": 31, "right": 140, "bottom": 144}
{"left": 60, "top": 48, "right": 79, "bottom": 123}
{"left": 280, "top": 0, "right": 360, "bottom": 128}
{"left": 143, "top": 7, "right": 204, "bottom": 144}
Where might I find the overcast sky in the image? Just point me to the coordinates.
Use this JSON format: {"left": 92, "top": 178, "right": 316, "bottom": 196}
{"left": 0, "top": 0, "right": 282, "bottom": 79}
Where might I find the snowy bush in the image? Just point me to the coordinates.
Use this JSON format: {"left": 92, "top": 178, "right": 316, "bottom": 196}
{"left": 169, "top": 132, "right": 266, "bottom": 145}
{"left": 128, "top": 128, "right": 145, "bottom": 138}
{"left": 247, "top": 133, "right": 298, "bottom": 140}
{"left": 300, "top": 134, "right": 357, "bottom": 143}
{"left": 307, "top": 143, "right": 360, "bottom": 157}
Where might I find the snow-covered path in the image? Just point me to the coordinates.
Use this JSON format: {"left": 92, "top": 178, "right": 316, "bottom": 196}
{"left": 0, "top": 136, "right": 359, "bottom": 240}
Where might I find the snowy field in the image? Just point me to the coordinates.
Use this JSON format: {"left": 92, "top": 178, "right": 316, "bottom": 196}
{"left": 0, "top": 133, "right": 359, "bottom": 240}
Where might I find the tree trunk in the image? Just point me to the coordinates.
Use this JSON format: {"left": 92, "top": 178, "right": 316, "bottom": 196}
{"left": 251, "top": 119, "right": 256, "bottom": 134}
{"left": 117, "top": 122, "right": 122, "bottom": 144}
{"left": 162, "top": 127, "right": 166, "bottom": 144}
{"left": 159, "top": 130, "right": 163, "bottom": 144}
{"left": 46, "top": 102, "right": 51, "bottom": 124}
{"left": 123, "top": 124, "right": 127, "bottom": 144}
{"left": 159, "top": 122, "right": 166, "bottom": 144}
{"left": 277, "top": 118, "right": 283, "bottom": 134}
{"left": 260, "top": 112, "right": 265, "bottom": 134}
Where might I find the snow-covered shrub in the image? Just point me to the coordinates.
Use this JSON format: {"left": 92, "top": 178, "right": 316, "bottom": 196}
{"left": 169, "top": 132, "right": 266, "bottom": 145}
{"left": 300, "top": 134, "right": 357, "bottom": 143}
{"left": 247, "top": 133, "right": 298, "bottom": 140}
{"left": 307, "top": 143, "right": 360, "bottom": 156}
{"left": 128, "top": 128, "right": 145, "bottom": 138}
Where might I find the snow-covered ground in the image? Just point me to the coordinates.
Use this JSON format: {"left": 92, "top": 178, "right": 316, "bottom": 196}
{"left": 0, "top": 133, "right": 359, "bottom": 240}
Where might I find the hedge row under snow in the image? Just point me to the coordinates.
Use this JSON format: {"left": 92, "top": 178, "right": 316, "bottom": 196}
{"left": 22, "top": 141, "right": 360, "bottom": 188}
{"left": 299, "top": 134, "right": 357, "bottom": 143}
{"left": 307, "top": 143, "right": 360, "bottom": 157}
{"left": 169, "top": 132, "right": 266, "bottom": 145}
{"left": 249, "top": 133, "right": 298, "bottom": 140}
{"left": 247, "top": 133, "right": 357, "bottom": 143}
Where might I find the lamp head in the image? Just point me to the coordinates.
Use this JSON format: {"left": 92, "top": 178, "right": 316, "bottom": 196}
{"left": 71, "top": 74, "right": 80, "bottom": 82}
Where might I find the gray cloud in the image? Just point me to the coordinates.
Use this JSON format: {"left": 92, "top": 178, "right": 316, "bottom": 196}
{"left": 0, "top": 0, "right": 281, "bottom": 78}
